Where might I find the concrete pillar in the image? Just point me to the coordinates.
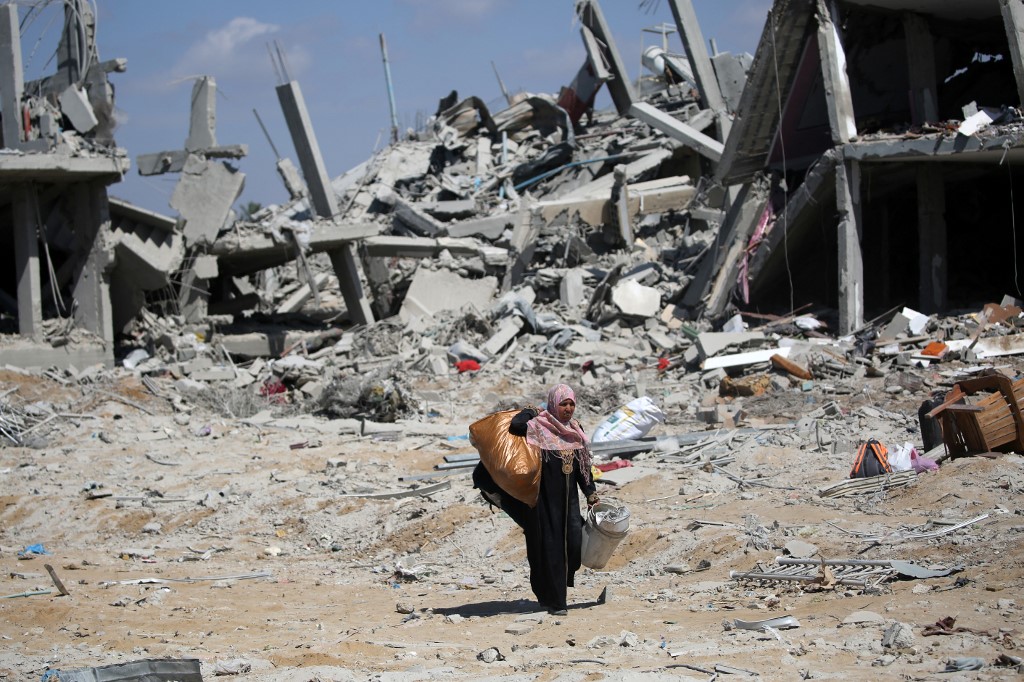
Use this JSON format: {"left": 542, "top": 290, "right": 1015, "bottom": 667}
{"left": 704, "top": 178, "right": 771, "bottom": 315}
{"left": 55, "top": 1, "right": 91, "bottom": 92}
{"left": 328, "top": 245, "right": 373, "bottom": 325}
{"left": 186, "top": 76, "right": 218, "bottom": 151}
{"left": 12, "top": 185, "right": 42, "bottom": 338}
{"left": 917, "top": 165, "right": 947, "bottom": 314}
{"left": 904, "top": 14, "right": 938, "bottom": 124}
{"left": 177, "top": 265, "right": 209, "bottom": 324}
{"left": 614, "top": 167, "right": 633, "bottom": 245}
{"left": 816, "top": 0, "right": 858, "bottom": 144}
{"left": 575, "top": 0, "right": 636, "bottom": 115}
{"left": 667, "top": 0, "right": 731, "bottom": 141}
{"left": 364, "top": 256, "right": 394, "bottom": 320}
{"left": 836, "top": 158, "right": 864, "bottom": 334}
{"left": 276, "top": 81, "right": 338, "bottom": 219}
{"left": 71, "top": 182, "right": 114, "bottom": 347}
{"left": 0, "top": 3, "right": 25, "bottom": 150}
{"left": 1001, "top": 0, "right": 1024, "bottom": 106}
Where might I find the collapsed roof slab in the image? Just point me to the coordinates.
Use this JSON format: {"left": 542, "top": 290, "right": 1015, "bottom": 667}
{"left": 169, "top": 155, "right": 245, "bottom": 247}
{"left": 842, "top": 131, "right": 1024, "bottom": 163}
{"left": 0, "top": 340, "right": 110, "bottom": 370}
{"left": 445, "top": 214, "right": 514, "bottom": 240}
{"left": 361, "top": 235, "right": 503, "bottom": 261}
{"left": 218, "top": 330, "right": 322, "bottom": 359}
{"left": 0, "top": 155, "right": 129, "bottom": 181}
{"left": 210, "top": 222, "right": 383, "bottom": 277}
{"left": 136, "top": 146, "right": 247, "bottom": 176}
{"left": 537, "top": 175, "right": 696, "bottom": 228}
{"left": 558, "top": 147, "right": 676, "bottom": 201}
{"left": 398, "top": 268, "right": 498, "bottom": 323}
{"left": 717, "top": 0, "right": 817, "bottom": 185}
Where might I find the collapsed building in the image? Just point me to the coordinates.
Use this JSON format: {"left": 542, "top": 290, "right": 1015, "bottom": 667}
{"left": 3, "top": 0, "right": 1024, "bottom": 390}
{"left": 717, "top": 0, "right": 1024, "bottom": 333}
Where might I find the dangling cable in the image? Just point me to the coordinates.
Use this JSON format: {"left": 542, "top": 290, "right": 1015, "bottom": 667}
{"left": 769, "top": 9, "right": 794, "bottom": 314}
{"left": 1002, "top": 142, "right": 1021, "bottom": 297}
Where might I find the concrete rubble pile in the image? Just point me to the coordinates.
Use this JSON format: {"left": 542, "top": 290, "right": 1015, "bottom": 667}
{"left": 4, "top": 3, "right": 1024, "bottom": 679}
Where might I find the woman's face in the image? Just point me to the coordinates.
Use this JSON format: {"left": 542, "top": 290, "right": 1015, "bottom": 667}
{"left": 554, "top": 397, "right": 576, "bottom": 423}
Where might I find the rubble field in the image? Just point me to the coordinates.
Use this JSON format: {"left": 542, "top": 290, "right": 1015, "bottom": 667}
{"left": 5, "top": 0, "right": 1024, "bottom": 679}
{"left": 2, "top": 342, "right": 1024, "bottom": 681}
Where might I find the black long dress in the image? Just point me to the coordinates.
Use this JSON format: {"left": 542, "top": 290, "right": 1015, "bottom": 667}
{"left": 473, "top": 408, "right": 597, "bottom": 611}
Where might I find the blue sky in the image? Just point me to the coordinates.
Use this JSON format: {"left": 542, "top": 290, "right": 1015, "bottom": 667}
{"left": 22, "top": 0, "right": 773, "bottom": 215}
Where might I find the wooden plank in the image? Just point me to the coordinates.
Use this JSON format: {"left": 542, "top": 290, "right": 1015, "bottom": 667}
{"left": 44, "top": 564, "right": 70, "bottom": 596}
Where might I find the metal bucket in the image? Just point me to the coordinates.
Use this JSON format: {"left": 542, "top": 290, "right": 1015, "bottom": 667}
{"left": 581, "top": 503, "right": 630, "bottom": 569}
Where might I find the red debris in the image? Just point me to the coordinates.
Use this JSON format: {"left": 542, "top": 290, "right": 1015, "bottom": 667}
{"left": 455, "top": 359, "right": 481, "bottom": 373}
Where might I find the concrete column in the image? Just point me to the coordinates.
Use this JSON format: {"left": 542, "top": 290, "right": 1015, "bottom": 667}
{"left": 71, "top": 182, "right": 114, "bottom": 347}
{"left": 704, "top": 178, "right": 771, "bottom": 315}
{"left": 364, "top": 256, "right": 394, "bottom": 320}
{"left": 0, "top": 3, "right": 25, "bottom": 150}
{"left": 276, "top": 81, "right": 338, "bottom": 219}
{"left": 177, "top": 264, "right": 209, "bottom": 324}
{"left": 328, "top": 245, "right": 373, "bottom": 326}
{"left": 667, "top": 0, "right": 731, "bottom": 141}
{"left": 614, "top": 167, "right": 633, "bottom": 245}
{"left": 917, "top": 165, "right": 947, "bottom": 314}
{"left": 186, "top": 76, "right": 217, "bottom": 151}
{"left": 12, "top": 185, "right": 42, "bottom": 338}
{"left": 575, "top": 0, "right": 636, "bottom": 115}
{"left": 55, "top": 1, "right": 91, "bottom": 91}
{"left": 836, "top": 158, "right": 864, "bottom": 334}
{"left": 816, "top": 0, "right": 858, "bottom": 144}
{"left": 1001, "top": 0, "right": 1024, "bottom": 106}
{"left": 903, "top": 14, "right": 938, "bottom": 124}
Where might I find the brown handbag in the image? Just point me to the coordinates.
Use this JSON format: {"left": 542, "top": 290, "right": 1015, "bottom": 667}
{"left": 469, "top": 409, "right": 541, "bottom": 507}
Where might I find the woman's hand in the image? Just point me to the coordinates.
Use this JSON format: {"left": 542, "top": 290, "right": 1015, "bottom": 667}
{"left": 586, "top": 493, "right": 600, "bottom": 508}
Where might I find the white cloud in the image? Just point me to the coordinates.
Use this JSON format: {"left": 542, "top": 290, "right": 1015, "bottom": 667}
{"left": 396, "top": 0, "right": 506, "bottom": 25}
{"left": 171, "top": 17, "right": 280, "bottom": 81}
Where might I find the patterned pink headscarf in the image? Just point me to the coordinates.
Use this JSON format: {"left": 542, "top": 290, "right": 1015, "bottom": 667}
{"left": 526, "top": 384, "right": 589, "bottom": 451}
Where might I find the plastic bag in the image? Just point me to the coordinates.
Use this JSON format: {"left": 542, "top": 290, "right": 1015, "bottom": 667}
{"left": 469, "top": 409, "right": 541, "bottom": 507}
{"left": 911, "top": 447, "right": 939, "bottom": 473}
{"left": 592, "top": 396, "right": 665, "bottom": 442}
{"left": 888, "top": 442, "right": 914, "bottom": 472}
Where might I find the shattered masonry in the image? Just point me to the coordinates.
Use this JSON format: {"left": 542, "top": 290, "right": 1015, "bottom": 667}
{"left": 2, "top": 0, "right": 1024, "bottom": 384}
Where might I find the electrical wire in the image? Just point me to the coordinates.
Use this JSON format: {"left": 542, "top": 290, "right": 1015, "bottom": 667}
{"left": 769, "top": 8, "right": 794, "bottom": 315}
{"left": 1002, "top": 142, "right": 1021, "bottom": 297}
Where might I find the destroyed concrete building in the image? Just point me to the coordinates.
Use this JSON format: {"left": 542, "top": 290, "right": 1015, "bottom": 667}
{"left": 0, "top": 1, "right": 128, "bottom": 368}
{"left": 4, "top": 0, "right": 1024, "bottom": 393}
{"left": 713, "top": 0, "right": 1024, "bottom": 333}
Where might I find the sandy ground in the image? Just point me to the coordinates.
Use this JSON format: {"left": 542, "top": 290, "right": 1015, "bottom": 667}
{"left": 1, "top": 365, "right": 1023, "bottom": 681}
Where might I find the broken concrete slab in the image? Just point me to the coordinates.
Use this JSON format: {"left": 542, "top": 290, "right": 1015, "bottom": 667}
{"left": 611, "top": 279, "right": 661, "bottom": 318}
{"left": 169, "top": 155, "right": 245, "bottom": 247}
{"left": 697, "top": 331, "right": 766, "bottom": 359}
{"left": 445, "top": 214, "right": 514, "bottom": 240}
{"left": 399, "top": 268, "right": 498, "bottom": 323}
{"left": 560, "top": 269, "right": 586, "bottom": 308}
{"left": 481, "top": 316, "right": 524, "bottom": 357}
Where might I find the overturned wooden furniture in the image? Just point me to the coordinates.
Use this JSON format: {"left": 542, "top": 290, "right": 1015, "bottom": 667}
{"left": 927, "top": 375, "right": 1024, "bottom": 457}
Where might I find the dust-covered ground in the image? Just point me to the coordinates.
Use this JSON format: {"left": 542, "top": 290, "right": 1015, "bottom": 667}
{"left": 1, "top": 363, "right": 1023, "bottom": 682}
